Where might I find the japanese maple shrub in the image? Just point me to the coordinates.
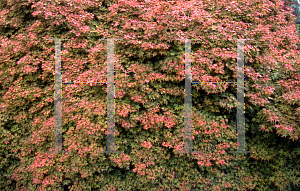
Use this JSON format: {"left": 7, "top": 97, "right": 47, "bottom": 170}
{"left": 0, "top": 0, "right": 299, "bottom": 190}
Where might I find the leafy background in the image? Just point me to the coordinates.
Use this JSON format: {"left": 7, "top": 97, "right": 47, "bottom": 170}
{"left": 0, "top": 0, "right": 300, "bottom": 190}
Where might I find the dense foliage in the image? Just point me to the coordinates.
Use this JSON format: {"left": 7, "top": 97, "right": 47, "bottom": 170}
{"left": 0, "top": 0, "right": 300, "bottom": 190}
{"left": 281, "top": 0, "right": 300, "bottom": 48}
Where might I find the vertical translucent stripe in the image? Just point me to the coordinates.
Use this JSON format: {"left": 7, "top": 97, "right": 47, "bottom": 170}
{"left": 184, "top": 39, "right": 193, "bottom": 153}
{"left": 236, "top": 40, "right": 245, "bottom": 152}
{"left": 45, "top": 38, "right": 71, "bottom": 155}
{"left": 53, "top": 39, "right": 63, "bottom": 153}
{"left": 106, "top": 39, "right": 115, "bottom": 152}
{"left": 99, "top": 38, "right": 122, "bottom": 154}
